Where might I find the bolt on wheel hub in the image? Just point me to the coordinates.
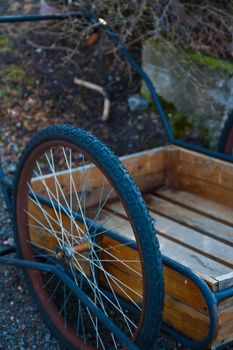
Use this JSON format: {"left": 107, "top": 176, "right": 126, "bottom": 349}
{"left": 56, "top": 241, "right": 91, "bottom": 261}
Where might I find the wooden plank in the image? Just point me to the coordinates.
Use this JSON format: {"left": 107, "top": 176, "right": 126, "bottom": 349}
{"left": 28, "top": 200, "right": 85, "bottom": 252}
{"left": 121, "top": 146, "right": 165, "bottom": 176}
{"left": 99, "top": 235, "right": 142, "bottom": 304}
{"left": 164, "top": 294, "right": 210, "bottom": 341}
{"left": 145, "top": 194, "right": 233, "bottom": 245}
{"left": 150, "top": 213, "right": 233, "bottom": 272}
{"left": 215, "top": 272, "right": 233, "bottom": 291}
{"left": 159, "top": 239, "right": 231, "bottom": 286}
{"left": 177, "top": 147, "right": 233, "bottom": 192}
{"left": 164, "top": 146, "right": 233, "bottom": 207}
{"left": 218, "top": 295, "right": 233, "bottom": 313}
{"left": 106, "top": 202, "right": 233, "bottom": 270}
{"left": 212, "top": 306, "right": 233, "bottom": 348}
{"left": 164, "top": 146, "right": 180, "bottom": 188}
{"left": 164, "top": 266, "right": 209, "bottom": 315}
{"left": 31, "top": 146, "right": 166, "bottom": 203}
{"left": 175, "top": 173, "right": 233, "bottom": 208}
{"left": 104, "top": 204, "right": 232, "bottom": 287}
{"left": 155, "top": 188, "right": 233, "bottom": 227}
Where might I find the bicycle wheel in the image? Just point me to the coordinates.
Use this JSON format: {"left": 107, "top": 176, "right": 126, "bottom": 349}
{"left": 219, "top": 111, "right": 233, "bottom": 156}
{"left": 13, "top": 125, "right": 164, "bottom": 350}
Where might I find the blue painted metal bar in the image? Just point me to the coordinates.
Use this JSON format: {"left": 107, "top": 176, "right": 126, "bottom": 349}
{"left": 0, "top": 163, "right": 12, "bottom": 212}
{"left": 101, "top": 287, "right": 141, "bottom": 316}
{"left": 0, "top": 251, "right": 139, "bottom": 350}
{"left": 215, "top": 286, "right": 233, "bottom": 303}
{"left": 0, "top": 13, "right": 95, "bottom": 23}
{"left": 0, "top": 245, "right": 16, "bottom": 256}
{"left": 173, "top": 139, "right": 233, "bottom": 163}
{"left": 216, "top": 339, "right": 233, "bottom": 350}
{"left": 103, "top": 25, "right": 175, "bottom": 143}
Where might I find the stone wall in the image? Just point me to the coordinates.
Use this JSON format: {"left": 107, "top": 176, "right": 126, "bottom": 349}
{"left": 142, "top": 40, "right": 233, "bottom": 149}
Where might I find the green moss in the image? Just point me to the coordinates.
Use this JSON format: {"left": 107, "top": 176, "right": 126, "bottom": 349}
{"left": 187, "top": 52, "right": 233, "bottom": 75}
{"left": 0, "top": 36, "right": 12, "bottom": 54}
{"left": 144, "top": 38, "right": 233, "bottom": 74}
{"left": 0, "top": 64, "right": 34, "bottom": 109}
{"left": 0, "top": 36, "right": 10, "bottom": 52}
{"left": 157, "top": 96, "right": 188, "bottom": 136}
{"left": 170, "top": 114, "right": 193, "bottom": 139}
{"left": 4, "top": 65, "right": 26, "bottom": 83}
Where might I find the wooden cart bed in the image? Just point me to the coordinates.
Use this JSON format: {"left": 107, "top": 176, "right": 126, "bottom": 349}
{"left": 115, "top": 145, "right": 233, "bottom": 349}
{"left": 31, "top": 145, "right": 233, "bottom": 349}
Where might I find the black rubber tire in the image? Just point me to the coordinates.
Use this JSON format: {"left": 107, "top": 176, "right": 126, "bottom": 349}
{"left": 12, "top": 125, "right": 164, "bottom": 350}
{"left": 219, "top": 111, "right": 233, "bottom": 156}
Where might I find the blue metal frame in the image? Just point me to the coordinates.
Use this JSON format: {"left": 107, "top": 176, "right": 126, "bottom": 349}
{"left": 0, "top": 9, "right": 233, "bottom": 350}
{"left": 0, "top": 163, "right": 12, "bottom": 212}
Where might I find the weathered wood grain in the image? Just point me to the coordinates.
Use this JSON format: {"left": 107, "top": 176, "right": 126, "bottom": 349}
{"left": 164, "top": 294, "right": 210, "bottom": 341}
{"left": 105, "top": 203, "right": 232, "bottom": 287}
{"left": 146, "top": 194, "right": 233, "bottom": 245}
{"left": 155, "top": 188, "right": 233, "bottom": 227}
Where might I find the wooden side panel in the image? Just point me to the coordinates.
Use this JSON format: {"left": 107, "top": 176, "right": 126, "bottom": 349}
{"left": 212, "top": 306, "right": 233, "bottom": 349}
{"left": 164, "top": 266, "right": 208, "bottom": 315}
{"left": 31, "top": 147, "right": 166, "bottom": 206}
{"left": 99, "top": 235, "right": 143, "bottom": 304}
{"left": 27, "top": 200, "right": 90, "bottom": 275}
{"left": 98, "top": 235, "right": 211, "bottom": 341}
{"left": 176, "top": 175, "right": 233, "bottom": 208}
{"left": 178, "top": 149, "right": 233, "bottom": 191}
{"left": 165, "top": 147, "right": 233, "bottom": 207}
{"left": 164, "top": 295, "right": 210, "bottom": 341}
{"left": 28, "top": 200, "right": 85, "bottom": 252}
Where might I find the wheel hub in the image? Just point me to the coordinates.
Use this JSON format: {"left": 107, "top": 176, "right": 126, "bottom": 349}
{"left": 56, "top": 241, "right": 91, "bottom": 261}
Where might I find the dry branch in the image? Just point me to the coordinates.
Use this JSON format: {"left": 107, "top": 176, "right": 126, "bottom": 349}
{"left": 74, "top": 78, "right": 111, "bottom": 121}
